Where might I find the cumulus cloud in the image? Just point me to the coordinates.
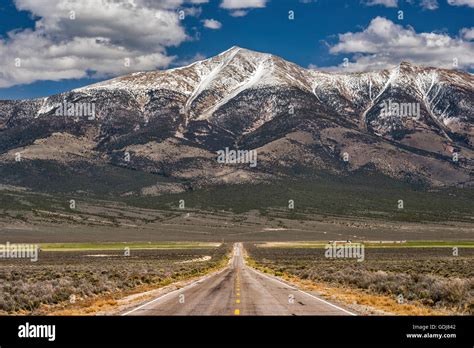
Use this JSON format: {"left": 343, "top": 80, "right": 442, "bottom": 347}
{"left": 220, "top": 0, "right": 267, "bottom": 16}
{"left": 229, "top": 10, "right": 249, "bottom": 17}
{"left": 325, "top": 17, "right": 474, "bottom": 72}
{"left": 363, "top": 0, "right": 398, "bottom": 7}
{"left": 420, "top": 0, "right": 439, "bottom": 9}
{"left": 220, "top": 0, "right": 267, "bottom": 9}
{"left": 461, "top": 27, "right": 474, "bottom": 40}
{"left": 447, "top": 0, "right": 474, "bottom": 7}
{"left": 0, "top": 0, "right": 203, "bottom": 88}
{"left": 202, "top": 19, "right": 222, "bottom": 29}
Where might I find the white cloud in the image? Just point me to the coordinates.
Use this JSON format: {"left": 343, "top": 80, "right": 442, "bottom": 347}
{"left": 220, "top": 0, "right": 267, "bottom": 9}
{"left": 0, "top": 0, "right": 205, "bottom": 88}
{"left": 220, "top": 0, "right": 267, "bottom": 16}
{"left": 326, "top": 17, "right": 474, "bottom": 72}
{"left": 461, "top": 27, "right": 474, "bottom": 40}
{"left": 447, "top": 0, "right": 474, "bottom": 7}
{"left": 420, "top": 0, "right": 439, "bottom": 9}
{"left": 229, "top": 10, "right": 248, "bottom": 16}
{"left": 364, "top": 0, "right": 398, "bottom": 7}
{"left": 202, "top": 19, "right": 222, "bottom": 29}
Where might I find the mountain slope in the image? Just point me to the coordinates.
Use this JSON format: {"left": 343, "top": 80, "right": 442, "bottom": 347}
{"left": 0, "top": 46, "right": 472, "bottom": 194}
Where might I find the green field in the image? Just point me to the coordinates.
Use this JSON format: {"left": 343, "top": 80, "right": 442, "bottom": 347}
{"left": 39, "top": 241, "right": 221, "bottom": 251}
{"left": 257, "top": 241, "right": 474, "bottom": 248}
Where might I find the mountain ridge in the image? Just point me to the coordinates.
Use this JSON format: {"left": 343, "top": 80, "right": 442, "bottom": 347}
{"left": 0, "top": 46, "right": 473, "bottom": 193}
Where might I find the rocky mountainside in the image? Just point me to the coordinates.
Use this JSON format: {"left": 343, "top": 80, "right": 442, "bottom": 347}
{"left": 0, "top": 46, "right": 473, "bottom": 195}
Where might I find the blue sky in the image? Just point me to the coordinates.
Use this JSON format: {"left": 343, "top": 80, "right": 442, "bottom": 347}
{"left": 0, "top": 0, "right": 473, "bottom": 99}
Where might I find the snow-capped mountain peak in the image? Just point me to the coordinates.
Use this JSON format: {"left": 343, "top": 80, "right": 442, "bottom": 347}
{"left": 1, "top": 47, "right": 472, "bottom": 187}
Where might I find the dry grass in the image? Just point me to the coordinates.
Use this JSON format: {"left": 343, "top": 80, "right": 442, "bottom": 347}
{"left": 43, "top": 259, "right": 230, "bottom": 316}
{"left": 245, "top": 245, "right": 473, "bottom": 315}
{"left": 0, "top": 245, "right": 230, "bottom": 315}
{"left": 247, "top": 258, "right": 453, "bottom": 315}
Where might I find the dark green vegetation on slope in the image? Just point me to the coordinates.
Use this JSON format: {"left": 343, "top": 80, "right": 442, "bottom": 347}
{"left": 125, "top": 172, "right": 472, "bottom": 222}
{"left": 0, "top": 159, "right": 177, "bottom": 194}
{"left": 1, "top": 164, "right": 472, "bottom": 223}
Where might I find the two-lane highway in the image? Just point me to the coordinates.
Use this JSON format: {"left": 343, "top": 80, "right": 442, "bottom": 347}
{"left": 122, "top": 243, "right": 355, "bottom": 316}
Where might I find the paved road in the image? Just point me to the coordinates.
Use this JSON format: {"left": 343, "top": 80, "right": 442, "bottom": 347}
{"left": 122, "top": 243, "right": 355, "bottom": 316}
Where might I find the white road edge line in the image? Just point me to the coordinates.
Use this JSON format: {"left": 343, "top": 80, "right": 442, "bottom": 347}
{"left": 247, "top": 266, "right": 357, "bottom": 316}
{"left": 121, "top": 266, "right": 230, "bottom": 316}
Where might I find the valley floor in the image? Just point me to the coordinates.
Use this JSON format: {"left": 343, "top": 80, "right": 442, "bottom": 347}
{"left": 0, "top": 240, "right": 472, "bottom": 316}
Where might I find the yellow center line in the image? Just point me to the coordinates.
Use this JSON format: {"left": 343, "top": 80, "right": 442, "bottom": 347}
{"left": 234, "top": 264, "right": 242, "bottom": 315}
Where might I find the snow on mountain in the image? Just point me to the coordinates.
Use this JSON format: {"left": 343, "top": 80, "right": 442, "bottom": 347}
{"left": 65, "top": 47, "right": 472, "bottom": 140}
{"left": 0, "top": 46, "right": 473, "bottom": 187}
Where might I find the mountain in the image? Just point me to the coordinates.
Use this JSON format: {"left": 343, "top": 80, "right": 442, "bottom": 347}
{"left": 0, "top": 46, "right": 473, "bottom": 196}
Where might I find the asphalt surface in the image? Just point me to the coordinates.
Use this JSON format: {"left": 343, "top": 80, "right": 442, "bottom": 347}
{"left": 122, "top": 243, "right": 356, "bottom": 316}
